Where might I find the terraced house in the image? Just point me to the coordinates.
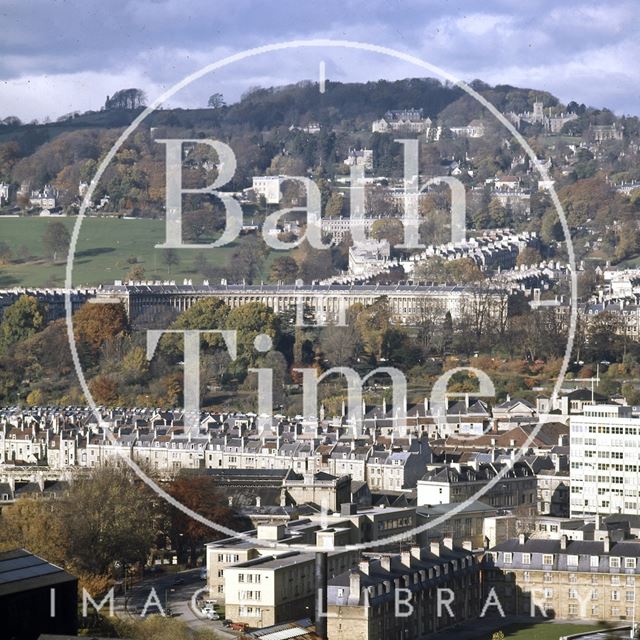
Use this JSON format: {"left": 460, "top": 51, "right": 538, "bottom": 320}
{"left": 486, "top": 534, "right": 640, "bottom": 622}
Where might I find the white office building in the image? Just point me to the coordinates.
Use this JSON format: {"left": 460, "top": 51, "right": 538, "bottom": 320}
{"left": 570, "top": 404, "right": 640, "bottom": 517}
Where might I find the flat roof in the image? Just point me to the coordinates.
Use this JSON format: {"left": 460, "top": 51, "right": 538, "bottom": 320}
{"left": 0, "top": 549, "right": 76, "bottom": 597}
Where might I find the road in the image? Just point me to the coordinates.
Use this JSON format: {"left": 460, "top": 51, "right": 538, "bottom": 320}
{"left": 116, "top": 567, "right": 236, "bottom": 638}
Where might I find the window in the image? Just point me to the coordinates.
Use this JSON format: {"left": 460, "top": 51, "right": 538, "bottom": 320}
{"left": 625, "top": 558, "right": 637, "bottom": 569}
{"left": 522, "top": 553, "right": 531, "bottom": 565}
{"left": 543, "top": 554, "right": 553, "bottom": 566}
{"left": 568, "top": 603, "right": 578, "bottom": 615}
{"left": 610, "top": 557, "right": 621, "bottom": 569}
{"left": 567, "top": 555, "right": 579, "bottom": 567}
{"left": 590, "top": 555, "right": 599, "bottom": 568}
{"left": 569, "top": 573, "right": 577, "bottom": 583}
{"left": 568, "top": 588, "right": 578, "bottom": 600}
{"left": 612, "top": 575, "right": 621, "bottom": 586}
{"left": 544, "top": 572, "right": 553, "bottom": 583}
{"left": 544, "top": 588, "right": 553, "bottom": 599}
{"left": 503, "top": 552, "right": 513, "bottom": 564}
{"left": 612, "top": 590, "right": 620, "bottom": 601}
{"left": 627, "top": 591, "right": 635, "bottom": 602}
{"left": 591, "top": 590, "right": 599, "bottom": 600}
{"left": 524, "top": 571, "right": 531, "bottom": 582}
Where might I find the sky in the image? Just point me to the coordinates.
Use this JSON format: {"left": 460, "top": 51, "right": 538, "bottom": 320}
{"left": 1, "top": 0, "right": 639, "bottom": 122}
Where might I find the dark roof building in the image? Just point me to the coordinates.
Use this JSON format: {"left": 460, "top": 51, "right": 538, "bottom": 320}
{"left": 0, "top": 549, "right": 77, "bottom": 640}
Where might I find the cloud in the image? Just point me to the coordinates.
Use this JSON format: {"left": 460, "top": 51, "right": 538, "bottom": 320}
{"left": 0, "top": 0, "right": 637, "bottom": 120}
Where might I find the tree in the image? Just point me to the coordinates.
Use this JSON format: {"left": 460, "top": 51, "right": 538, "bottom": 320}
{"left": 270, "top": 256, "right": 299, "bottom": 283}
{"left": 516, "top": 246, "right": 543, "bottom": 267}
{"left": 354, "top": 299, "right": 391, "bottom": 360}
{"left": 73, "top": 301, "right": 129, "bottom": 355}
{"left": 63, "top": 466, "right": 158, "bottom": 575}
{"left": 231, "top": 236, "right": 267, "bottom": 284}
{"left": 0, "top": 241, "right": 12, "bottom": 264}
{"left": 104, "top": 88, "right": 146, "bottom": 110}
{"left": 371, "top": 218, "right": 403, "bottom": 248}
{"left": 227, "top": 302, "right": 279, "bottom": 365}
{"left": 0, "top": 295, "right": 46, "bottom": 350}
{"left": 126, "top": 264, "right": 145, "bottom": 281}
{"left": 166, "top": 476, "right": 242, "bottom": 566}
{"left": 319, "top": 324, "right": 359, "bottom": 367}
{"left": 207, "top": 92, "right": 226, "bottom": 109}
{"left": 42, "top": 220, "right": 70, "bottom": 262}
{"left": 0, "top": 498, "right": 68, "bottom": 566}
{"left": 162, "top": 248, "right": 180, "bottom": 273}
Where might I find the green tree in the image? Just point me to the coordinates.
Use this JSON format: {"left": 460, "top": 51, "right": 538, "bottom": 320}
{"left": 0, "top": 295, "right": 46, "bottom": 350}
{"left": 42, "top": 220, "right": 70, "bottom": 262}
{"left": 227, "top": 302, "right": 279, "bottom": 365}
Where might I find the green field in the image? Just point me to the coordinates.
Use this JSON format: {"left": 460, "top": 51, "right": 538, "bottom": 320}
{"left": 502, "top": 622, "right": 601, "bottom": 639}
{"left": 0, "top": 217, "right": 275, "bottom": 288}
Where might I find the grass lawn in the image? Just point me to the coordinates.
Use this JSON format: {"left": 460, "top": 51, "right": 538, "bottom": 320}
{"left": 501, "top": 622, "right": 602, "bottom": 639}
{"left": 0, "top": 216, "right": 277, "bottom": 288}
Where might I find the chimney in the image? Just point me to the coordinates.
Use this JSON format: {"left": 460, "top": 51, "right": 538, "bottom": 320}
{"left": 401, "top": 550, "right": 411, "bottom": 567}
{"left": 349, "top": 569, "right": 361, "bottom": 601}
{"left": 442, "top": 537, "right": 453, "bottom": 550}
{"left": 462, "top": 540, "right": 473, "bottom": 551}
{"left": 256, "top": 496, "right": 261, "bottom": 508}
{"left": 358, "top": 559, "right": 370, "bottom": 575}
{"left": 380, "top": 556, "right": 391, "bottom": 571}
{"left": 410, "top": 546, "right": 422, "bottom": 560}
{"left": 560, "top": 534, "right": 567, "bottom": 550}
{"left": 518, "top": 533, "right": 526, "bottom": 545}
{"left": 430, "top": 541, "right": 441, "bottom": 557}
{"left": 604, "top": 535, "right": 611, "bottom": 554}
{"left": 228, "top": 496, "right": 233, "bottom": 507}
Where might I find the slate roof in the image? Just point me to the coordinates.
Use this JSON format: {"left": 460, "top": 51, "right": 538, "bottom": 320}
{"left": 0, "top": 548, "right": 76, "bottom": 597}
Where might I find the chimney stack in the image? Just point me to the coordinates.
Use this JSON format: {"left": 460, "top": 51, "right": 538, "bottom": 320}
{"left": 560, "top": 534, "right": 567, "bottom": 550}
{"left": 430, "top": 541, "right": 441, "bottom": 557}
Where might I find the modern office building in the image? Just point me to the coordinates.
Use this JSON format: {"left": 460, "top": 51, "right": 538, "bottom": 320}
{"left": 569, "top": 404, "right": 640, "bottom": 517}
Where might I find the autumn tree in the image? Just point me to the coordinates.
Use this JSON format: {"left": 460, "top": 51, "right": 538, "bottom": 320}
{"left": 63, "top": 466, "right": 158, "bottom": 575}
{"left": 354, "top": 299, "right": 391, "bottom": 360}
{"left": 166, "top": 476, "right": 245, "bottom": 566}
{"left": 0, "top": 241, "right": 12, "bottom": 264}
{"left": 73, "top": 301, "right": 129, "bottom": 356}
{"left": 371, "top": 218, "right": 403, "bottom": 248}
{"left": 0, "top": 498, "right": 68, "bottom": 566}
